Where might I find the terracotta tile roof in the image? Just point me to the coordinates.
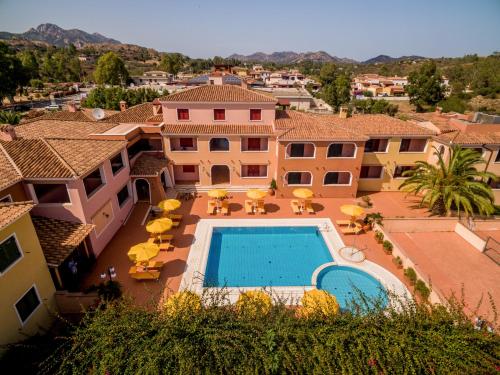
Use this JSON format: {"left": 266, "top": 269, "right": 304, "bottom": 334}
{"left": 15, "top": 120, "right": 118, "bottom": 139}
{"left": 45, "top": 138, "right": 126, "bottom": 176}
{"left": 21, "top": 110, "right": 95, "bottom": 123}
{"left": 275, "top": 110, "right": 368, "bottom": 141}
{"left": 146, "top": 114, "right": 164, "bottom": 123}
{"left": 0, "top": 139, "right": 74, "bottom": 179}
{"left": 32, "top": 216, "right": 94, "bottom": 267}
{"left": 161, "top": 85, "right": 277, "bottom": 103}
{"left": 0, "top": 145, "right": 22, "bottom": 190}
{"left": 163, "top": 123, "right": 275, "bottom": 135}
{"left": 435, "top": 130, "right": 500, "bottom": 145}
{"left": 103, "top": 103, "right": 159, "bottom": 123}
{"left": 322, "top": 114, "right": 437, "bottom": 137}
{"left": 407, "top": 113, "right": 458, "bottom": 133}
{"left": 130, "top": 153, "right": 169, "bottom": 176}
{"left": 0, "top": 201, "right": 34, "bottom": 230}
{"left": 0, "top": 138, "right": 126, "bottom": 179}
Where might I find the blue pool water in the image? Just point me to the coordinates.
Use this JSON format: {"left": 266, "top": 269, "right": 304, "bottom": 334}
{"left": 317, "top": 265, "right": 387, "bottom": 308}
{"left": 204, "top": 226, "right": 333, "bottom": 287}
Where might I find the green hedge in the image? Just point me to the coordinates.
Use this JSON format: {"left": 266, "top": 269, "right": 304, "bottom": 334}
{"left": 40, "top": 296, "right": 499, "bottom": 374}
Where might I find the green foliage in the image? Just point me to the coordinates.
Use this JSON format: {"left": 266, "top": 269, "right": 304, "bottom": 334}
{"left": 406, "top": 61, "right": 445, "bottom": 111}
{"left": 469, "top": 54, "right": 500, "bottom": 98}
{"left": 94, "top": 52, "right": 129, "bottom": 85}
{"left": 399, "top": 146, "right": 497, "bottom": 216}
{"left": 38, "top": 46, "right": 81, "bottom": 82}
{"left": 353, "top": 98, "right": 398, "bottom": 116}
{"left": 393, "top": 256, "right": 403, "bottom": 268}
{"left": 404, "top": 267, "right": 418, "bottom": 285}
{"left": 415, "top": 280, "right": 431, "bottom": 300}
{"left": 0, "top": 111, "right": 21, "bottom": 125}
{"left": 90, "top": 280, "right": 122, "bottom": 301}
{"left": 41, "top": 296, "right": 500, "bottom": 374}
{"left": 29, "top": 78, "right": 44, "bottom": 90}
{"left": 82, "top": 86, "right": 160, "bottom": 110}
{"left": 364, "top": 212, "right": 384, "bottom": 228}
{"left": 0, "top": 42, "right": 29, "bottom": 101}
{"left": 438, "top": 95, "right": 468, "bottom": 113}
{"left": 375, "top": 231, "right": 384, "bottom": 243}
{"left": 160, "top": 53, "right": 185, "bottom": 76}
{"left": 362, "top": 90, "right": 373, "bottom": 97}
{"left": 269, "top": 178, "right": 277, "bottom": 190}
{"left": 382, "top": 240, "right": 393, "bottom": 253}
{"left": 318, "top": 63, "right": 352, "bottom": 111}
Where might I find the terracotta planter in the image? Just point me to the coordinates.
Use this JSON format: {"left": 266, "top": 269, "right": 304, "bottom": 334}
{"left": 383, "top": 248, "right": 392, "bottom": 255}
{"left": 268, "top": 189, "right": 275, "bottom": 196}
{"left": 363, "top": 224, "right": 371, "bottom": 232}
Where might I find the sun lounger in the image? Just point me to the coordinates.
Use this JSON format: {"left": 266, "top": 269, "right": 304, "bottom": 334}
{"left": 207, "top": 201, "right": 216, "bottom": 215}
{"left": 158, "top": 234, "right": 173, "bottom": 242}
{"left": 291, "top": 200, "right": 301, "bottom": 215}
{"left": 340, "top": 224, "right": 363, "bottom": 235}
{"left": 159, "top": 242, "right": 174, "bottom": 251}
{"left": 221, "top": 200, "right": 229, "bottom": 215}
{"left": 245, "top": 200, "right": 254, "bottom": 214}
{"left": 147, "top": 260, "right": 165, "bottom": 269}
{"left": 168, "top": 214, "right": 183, "bottom": 222}
{"left": 257, "top": 199, "right": 266, "bottom": 214}
{"left": 171, "top": 221, "right": 180, "bottom": 228}
{"left": 305, "top": 199, "right": 314, "bottom": 214}
{"left": 129, "top": 266, "right": 160, "bottom": 280}
{"left": 335, "top": 220, "right": 352, "bottom": 226}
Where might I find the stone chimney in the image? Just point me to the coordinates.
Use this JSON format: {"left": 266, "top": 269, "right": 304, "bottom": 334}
{"left": 152, "top": 98, "right": 162, "bottom": 116}
{"left": 67, "top": 100, "right": 77, "bottom": 112}
{"left": 0, "top": 125, "right": 17, "bottom": 141}
{"left": 339, "top": 106, "right": 349, "bottom": 119}
{"left": 119, "top": 100, "right": 128, "bottom": 112}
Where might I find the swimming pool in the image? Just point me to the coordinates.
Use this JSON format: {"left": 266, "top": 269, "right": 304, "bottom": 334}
{"left": 316, "top": 265, "right": 388, "bottom": 308}
{"left": 204, "top": 226, "right": 333, "bottom": 287}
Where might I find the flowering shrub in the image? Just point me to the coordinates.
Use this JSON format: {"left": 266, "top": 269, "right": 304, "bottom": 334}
{"left": 236, "top": 290, "right": 272, "bottom": 318}
{"left": 163, "top": 291, "right": 201, "bottom": 318}
{"left": 298, "top": 289, "right": 340, "bottom": 319}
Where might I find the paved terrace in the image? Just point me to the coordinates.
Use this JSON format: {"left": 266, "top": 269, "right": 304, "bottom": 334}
{"left": 82, "top": 192, "right": 499, "bottom": 319}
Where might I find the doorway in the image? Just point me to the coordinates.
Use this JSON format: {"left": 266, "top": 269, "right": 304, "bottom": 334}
{"left": 211, "top": 165, "right": 230, "bottom": 185}
{"left": 134, "top": 179, "right": 151, "bottom": 202}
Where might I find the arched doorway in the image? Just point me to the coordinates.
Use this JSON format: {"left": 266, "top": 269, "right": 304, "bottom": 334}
{"left": 160, "top": 169, "right": 172, "bottom": 192}
{"left": 211, "top": 165, "right": 230, "bottom": 185}
{"left": 134, "top": 179, "right": 151, "bottom": 203}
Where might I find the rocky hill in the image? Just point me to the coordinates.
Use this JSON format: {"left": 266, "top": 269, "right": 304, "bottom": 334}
{"left": 362, "top": 54, "right": 427, "bottom": 64}
{"left": 0, "top": 23, "right": 121, "bottom": 47}
{"left": 227, "top": 51, "right": 357, "bottom": 64}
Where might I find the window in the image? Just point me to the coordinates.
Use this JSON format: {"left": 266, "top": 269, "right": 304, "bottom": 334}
{"left": 177, "top": 108, "right": 189, "bottom": 120}
{"left": 394, "top": 165, "right": 415, "bottom": 178}
{"left": 182, "top": 165, "right": 195, "bottom": 173}
{"left": 179, "top": 138, "right": 194, "bottom": 148}
{"left": 214, "top": 109, "right": 226, "bottom": 121}
{"left": 0, "top": 235, "right": 22, "bottom": 274}
{"left": 327, "top": 143, "right": 356, "bottom": 158}
{"left": 323, "top": 172, "right": 351, "bottom": 185}
{"left": 116, "top": 184, "right": 130, "bottom": 207}
{"left": 0, "top": 194, "right": 13, "bottom": 203}
{"left": 33, "top": 184, "right": 70, "bottom": 204}
{"left": 365, "top": 139, "right": 389, "bottom": 153}
{"left": 209, "top": 138, "right": 229, "bottom": 151}
{"left": 496, "top": 151, "right": 500, "bottom": 163}
{"left": 250, "top": 109, "right": 262, "bottom": 121}
{"left": 83, "top": 168, "right": 105, "bottom": 198}
{"left": 242, "top": 165, "right": 267, "bottom": 178}
{"left": 248, "top": 138, "right": 261, "bottom": 151}
{"left": 110, "top": 153, "right": 125, "bottom": 175}
{"left": 360, "top": 166, "right": 383, "bottom": 179}
{"left": 15, "top": 286, "right": 40, "bottom": 324}
{"left": 399, "top": 138, "right": 427, "bottom": 152}
{"left": 286, "top": 172, "right": 312, "bottom": 185}
{"left": 287, "top": 143, "right": 315, "bottom": 158}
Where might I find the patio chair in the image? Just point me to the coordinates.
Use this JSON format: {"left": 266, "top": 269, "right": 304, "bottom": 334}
{"left": 257, "top": 199, "right": 266, "bottom": 214}
{"left": 158, "top": 234, "right": 174, "bottom": 242}
{"left": 207, "top": 201, "right": 216, "bottom": 215}
{"left": 245, "top": 200, "right": 254, "bottom": 214}
{"left": 159, "top": 242, "right": 174, "bottom": 251}
{"left": 221, "top": 200, "right": 230, "bottom": 215}
{"left": 340, "top": 223, "right": 363, "bottom": 235}
{"left": 291, "top": 200, "right": 301, "bottom": 215}
{"left": 335, "top": 220, "right": 352, "bottom": 226}
{"left": 129, "top": 266, "right": 160, "bottom": 280}
{"left": 147, "top": 260, "right": 165, "bottom": 269}
{"left": 305, "top": 199, "right": 315, "bottom": 214}
{"left": 168, "top": 214, "right": 183, "bottom": 222}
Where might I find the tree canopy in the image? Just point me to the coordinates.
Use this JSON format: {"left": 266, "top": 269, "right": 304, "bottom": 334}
{"left": 82, "top": 86, "right": 160, "bottom": 110}
{"left": 318, "top": 63, "right": 352, "bottom": 111}
{"left": 406, "top": 61, "right": 445, "bottom": 112}
{"left": 160, "top": 53, "right": 185, "bottom": 76}
{"left": 0, "top": 42, "right": 29, "bottom": 102}
{"left": 94, "top": 52, "right": 130, "bottom": 85}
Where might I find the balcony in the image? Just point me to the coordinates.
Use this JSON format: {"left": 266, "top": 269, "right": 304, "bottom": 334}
{"left": 285, "top": 171, "right": 312, "bottom": 186}
{"left": 241, "top": 165, "right": 268, "bottom": 178}
{"left": 170, "top": 137, "right": 198, "bottom": 152}
{"left": 327, "top": 143, "right": 356, "bottom": 158}
{"left": 323, "top": 171, "right": 352, "bottom": 186}
{"left": 241, "top": 137, "right": 268, "bottom": 152}
{"left": 399, "top": 138, "right": 427, "bottom": 153}
{"left": 285, "top": 143, "right": 315, "bottom": 158}
{"left": 173, "top": 165, "right": 200, "bottom": 185}
{"left": 209, "top": 138, "right": 230, "bottom": 152}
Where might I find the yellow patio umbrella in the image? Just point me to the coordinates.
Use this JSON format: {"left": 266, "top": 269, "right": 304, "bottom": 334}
{"left": 246, "top": 189, "right": 267, "bottom": 200}
{"left": 207, "top": 189, "right": 228, "bottom": 199}
{"left": 340, "top": 204, "right": 365, "bottom": 219}
{"left": 146, "top": 218, "right": 173, "bottom": 235}
{"left": 128, "top": 242, "right": 159, "bottom": 263}
{"left": 158, "top": 199, "right": 181, "bottom": 212}
{"left": 292, "top": 188, "right": 314, "bottom": 199}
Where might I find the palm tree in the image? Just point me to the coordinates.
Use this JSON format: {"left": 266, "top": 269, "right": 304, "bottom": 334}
{"left": 399, "top": 145, "right": 497, "bottom": 216}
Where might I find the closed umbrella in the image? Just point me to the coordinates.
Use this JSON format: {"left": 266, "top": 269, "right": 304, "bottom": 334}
{"left": 128, "top": 242, "right": 159, "bottom": 263}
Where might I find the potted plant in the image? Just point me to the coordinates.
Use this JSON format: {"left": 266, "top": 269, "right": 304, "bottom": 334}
{"left": 374, "top": 231, "right": 384, "bottom": 244}
{"left": 382, "top": 240, "right": 393, "bottom": 255}
{"left": 404, "top": 267, "right": 417, "bottom": 286}
{"left": 269, "top": 178, "right": 277, "bottom": 196}
{"left": 414, "top": 280, "right": 430, "bottom": 300}
{"left": 363, "top": 212, "right": 383, "bottom": 231}
{"left": 358, "top": 195, "right": 373, "bottom": 208}
{"left": 392, "top": 256, "right": 403, "bottom": 269}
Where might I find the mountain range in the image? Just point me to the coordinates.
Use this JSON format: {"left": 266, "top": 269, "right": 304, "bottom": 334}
{"left": 0, "top": 23, "right": 121, "bottom": 48}
{"left": 0, "top": 23, "right": 427, "bottom": 64}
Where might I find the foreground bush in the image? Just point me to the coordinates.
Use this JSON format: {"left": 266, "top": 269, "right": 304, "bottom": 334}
{"left": 163, "top": 291, "right": 201, "bottom": 318}
{"left": 298, "top": 289, "right": 339, "bottom": 319}
{"left": 236, "top": 290, "right": 272, "bottom": 318}
{"left": 42, "top": 295, "right": 499, "bottom": 374}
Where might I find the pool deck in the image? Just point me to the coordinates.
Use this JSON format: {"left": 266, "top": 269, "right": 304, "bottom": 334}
{"left": 82, "top": 191, "right": 499, "bottom": 317}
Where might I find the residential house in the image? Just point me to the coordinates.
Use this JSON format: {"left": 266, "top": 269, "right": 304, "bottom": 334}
{"left": 132, "top": 70, "right": 173, "bottom": 87}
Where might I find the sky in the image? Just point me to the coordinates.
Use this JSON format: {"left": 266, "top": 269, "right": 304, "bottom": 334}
{"left": 0, "top": 0, "right": 499, "bottom": 60}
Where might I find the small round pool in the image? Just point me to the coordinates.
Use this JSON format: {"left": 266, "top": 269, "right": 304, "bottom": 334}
{"left": 316, "top": 265, "right": 387, "bottom": 309}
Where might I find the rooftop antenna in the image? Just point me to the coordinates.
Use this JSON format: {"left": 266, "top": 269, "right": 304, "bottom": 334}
{"left": 92, "top": 108, "right": 105, "bottom": 120}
